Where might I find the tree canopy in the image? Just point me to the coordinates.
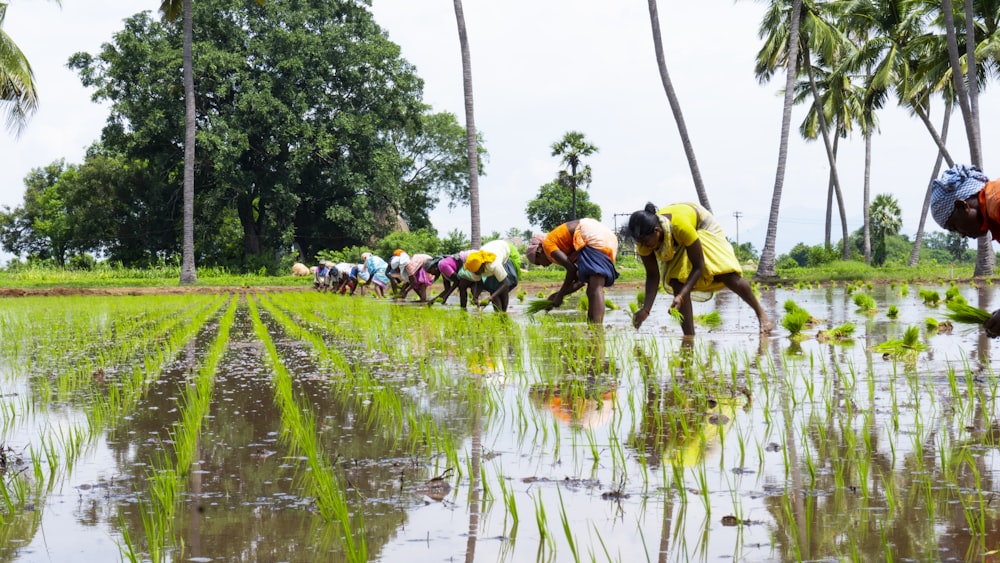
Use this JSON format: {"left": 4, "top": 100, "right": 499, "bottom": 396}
{"left": 30, "top": 0, "right": 478, "bottom": 269}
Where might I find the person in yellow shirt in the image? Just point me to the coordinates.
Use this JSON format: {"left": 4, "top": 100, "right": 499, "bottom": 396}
{"left": 627, "top": 202, "right": 773, "bottom": 336}
{"left": 525, "top": 218, "right": 620, "bottom": 324}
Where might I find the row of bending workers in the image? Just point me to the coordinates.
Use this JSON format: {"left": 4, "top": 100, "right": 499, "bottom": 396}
{"left": 309, "top": 202, "right": 776, "bottom": 335}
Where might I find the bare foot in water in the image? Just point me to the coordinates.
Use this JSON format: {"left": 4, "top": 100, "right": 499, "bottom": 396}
{"left": 759, "top": 316, "right": 775, "bottom": 335}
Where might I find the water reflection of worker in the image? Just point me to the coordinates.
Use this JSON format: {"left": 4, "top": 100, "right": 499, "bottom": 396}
{"left": 629, "top": 385, "right": 738, "bottom": 469}
{"left": 529, "top": 381, "right": 616, "bottom": 430}
{"left": 525, "top": 218, "right": 620, "bottom": 325}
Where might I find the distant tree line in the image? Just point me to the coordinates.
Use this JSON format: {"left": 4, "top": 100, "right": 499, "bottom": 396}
{"left": 0, "top": 0, "right": 482, "bottom": 271}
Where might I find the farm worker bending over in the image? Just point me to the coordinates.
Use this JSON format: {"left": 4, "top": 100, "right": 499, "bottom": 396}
{"left": 428, "top": 251, "right": 471, "bottom": 306}
{"left": 526, "top": 218, "right": 620, "bottom": 325}
{"left": 388, "top": 249, "right": 410, "bottom": 295}
{"left": 929, "top": 164, "right": 1000, "bottom": 336}
{"left": 359, "top": 252, "right": 389, "bottom": 298}
{"left": 398, "top": 253, "right": 437, "bottom": 302}
{"left": 627, "top": 202, "right": 773, "bottom": 337}
{"left": 459, "top": 239, "right": 520, "bottom": 312}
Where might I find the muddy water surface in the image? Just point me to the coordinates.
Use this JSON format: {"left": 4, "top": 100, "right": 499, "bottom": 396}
{"left": 1, "top": 282, "right": 998, "bottom": 562}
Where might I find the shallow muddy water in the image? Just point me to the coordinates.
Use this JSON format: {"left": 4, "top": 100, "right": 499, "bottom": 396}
{"left": 1, "top": 281, "right": 1000, "bottom": 562}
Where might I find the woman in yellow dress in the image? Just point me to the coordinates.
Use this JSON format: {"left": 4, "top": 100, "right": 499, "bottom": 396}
{"left": 627, "top": 202, "right": 773, "bottom": 336}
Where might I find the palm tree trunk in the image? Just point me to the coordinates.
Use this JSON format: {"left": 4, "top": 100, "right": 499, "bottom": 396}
{"left": 909, "top": 108, "right": 950, "bottom": 266}
{"left": 755, "top": 0, "right": 802, "bottom": 279}
{"left": 804, "top": 55, "right": 849, "bottom": 260}
{"left": 646, "top": 0, "right": 711, "bottom": 212}
{"left": 942, "top": 0, "right": 992, "bottom": 275}
{"left": 453, "top": 0, "right": 481, "bottom": 249}
{"left": 824, "top": 131, "right": 838, "bottom": 249}
{"left": 863, "top": 128, "right": 872, "bottom": 265}
{"left": 179, "top": 0, "right": 197, "bottom": 285}
{"left": 913, "top": 104, "right": 954, "bottom": 167}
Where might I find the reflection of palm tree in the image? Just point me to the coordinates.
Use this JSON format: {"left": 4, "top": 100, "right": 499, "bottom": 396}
{"left": 0, "top": 3, "right": 38, "bottom": 137}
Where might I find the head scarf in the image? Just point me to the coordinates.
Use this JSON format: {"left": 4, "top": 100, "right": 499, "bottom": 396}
{"left": 930, "top": 164, "right": 989, "bottom": 228}
{"left": 464, "top": 250, "right": 495, "bottom": 273}
{"left": 526, "top": 233, "right": 546, "bottom": 264}
{"left": 393, "top": 248, "right": 404, "bottom": 256}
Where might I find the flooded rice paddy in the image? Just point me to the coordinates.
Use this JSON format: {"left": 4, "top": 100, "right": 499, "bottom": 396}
{"left": 1, "top": 280, "right": 1000, "bottom": 562}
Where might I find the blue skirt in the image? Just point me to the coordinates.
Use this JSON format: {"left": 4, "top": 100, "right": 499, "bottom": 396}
{"left": 577, "top": 246, "right": 619, "bottom": 287}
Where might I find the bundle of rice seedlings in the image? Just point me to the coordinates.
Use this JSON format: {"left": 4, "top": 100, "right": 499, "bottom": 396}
{"left": 578, "top": 296, "right": 589, "bottom": 311}
{"left": 782, "top": 308, "right": 811, "bottom": 337}
{"left": 784, "top": 300, "right": 819, "bottom": 326}
{"left": 853, "top": 292, "right": 877, "bottom": 314}
{"left": 516, "top": 290, "right": 527, "bottom": 302}
{"left": 925, "top": 317, "right": 939, "bottom": 330}
{"left": 636, "top": 291, "right": 645, "bottom": 306}
{"left": 695, "top": 311, "right": 722, "bottom": 329}
{"left": 628, "top": 302, "right": 638, "bottom": 314}
{"left": 944, "top": 301, "right": 991, "bottom": 326}
{"left": 944, "top": 285, "right": 962, "bottom": 303}
{"left": 526, "top": 299, "right": 554, "bottom": 315}
{"left": 817, "top": 322, "right": 855, "bottom": 342}
{"left": 669, "top": 308, "right": 684, "bottom": 324}
{"left": 874, "top": 326, "right": 926, "bottom": 356}
{"left": 919, "top": 289, "right": 940, "bottom": 306}
{"left": 887, "top": 305, "right": 899, "bottom": 319}
{"left": 604, "top": 298, "right": 619, "bottom": 311}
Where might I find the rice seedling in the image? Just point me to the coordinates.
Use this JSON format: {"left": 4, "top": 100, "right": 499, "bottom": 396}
{"left": 694, "top": 311, "right": 722, "bottom": 329}
{"left": 944, "top": 301, "right": 991, "bottom": 326}
{"left": 526, "top": 299, "right": 554, "bottom": 315}
{"left": 853, "top": 292, "right": 877, "bottom": 314}
{"left": 781, "top": 306, "right": 811, "bottom": 340}
{"left": 577, "top": 296, "right": 588, "bottom": 311}
{"left": 886, "top": 305, "right": 899, "bottom": 319}
{"left": 517, "top": 290, "right": 527, "bottom": 302}
{"left": 925, "top": 317, "right": 939, "bottom": 331}
{"left": 919, "top": 289, "right": 940, "bottom": 306}
{"left": 816, "top": 322, "right": 855, "bottom": 343}
{"left": 604, "top": 298, "right": 618, "bottom": 311}
{"left": 669, "top": 308, "right": 684, "bottom": 324}
{"left": 873, "top": 326, "right": 925, "bottom": 357}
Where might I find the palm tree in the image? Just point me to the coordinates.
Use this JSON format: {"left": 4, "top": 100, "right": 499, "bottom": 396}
{"left": 646, "top": 0, "right": 711, "bottom": 212}
{"left": 756, "top": 0, "right": 804, "bottom": 279}
{"left": 452, "top": 0, "right": 481, "bottom": 249}
{"left": 550, "top": 131, "right": 597, "bottom": 221}
{"left": 0, "top": 3, "right": 39, "bottom": 137}
{"left": 159, "top": 0, "right": 196, "bottom": 284}
{"left": 939, "top": 0, "right": 992, "bottom": 276}
{"left": 869, "top": 192, "right": 901, "bottom": 266}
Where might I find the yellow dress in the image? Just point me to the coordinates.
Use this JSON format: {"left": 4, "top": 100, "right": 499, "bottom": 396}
{"left": 635, "top": 202, "right": 742, "bottom": 302}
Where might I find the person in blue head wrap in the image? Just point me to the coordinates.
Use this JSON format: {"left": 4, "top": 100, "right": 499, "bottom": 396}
{"left": 929, "top": 164, "right": 1000, "bottom": 336}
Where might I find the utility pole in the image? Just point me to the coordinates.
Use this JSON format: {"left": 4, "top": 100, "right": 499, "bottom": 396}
{"left": 732, "top": 211, "right": 743, "bottom": 247}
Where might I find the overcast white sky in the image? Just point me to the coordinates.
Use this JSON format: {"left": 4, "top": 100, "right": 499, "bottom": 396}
{"left": 2, "top": 0, "right": 994, "bottom": 260}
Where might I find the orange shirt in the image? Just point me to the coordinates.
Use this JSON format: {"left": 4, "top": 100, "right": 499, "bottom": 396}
{"left": 979, "top": 181, "right": 1000, "bottom": 242}
{"left": 541, "top": 218, "right": 617, "bottom": 262}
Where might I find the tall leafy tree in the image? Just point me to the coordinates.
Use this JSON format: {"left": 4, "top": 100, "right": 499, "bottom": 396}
{"left": 646, "top": 0, "right": 711, "bottom": 211}
{"left": 70, "top": 0, "right": 433, "bottom": 267}
{"left": 452, "top": 0, "right": 481, "bottom": 249}
{"left": 0, "top": 2, "right": 39, "bottom": 136}
{"left": 755, "top": 0, "right": 804, "bottom": 278}
{"left": 525, "top": 181, "right": 601, "bottom": 231}
{"left": 550, "top": 131, "right": 597, "bottom": 221}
